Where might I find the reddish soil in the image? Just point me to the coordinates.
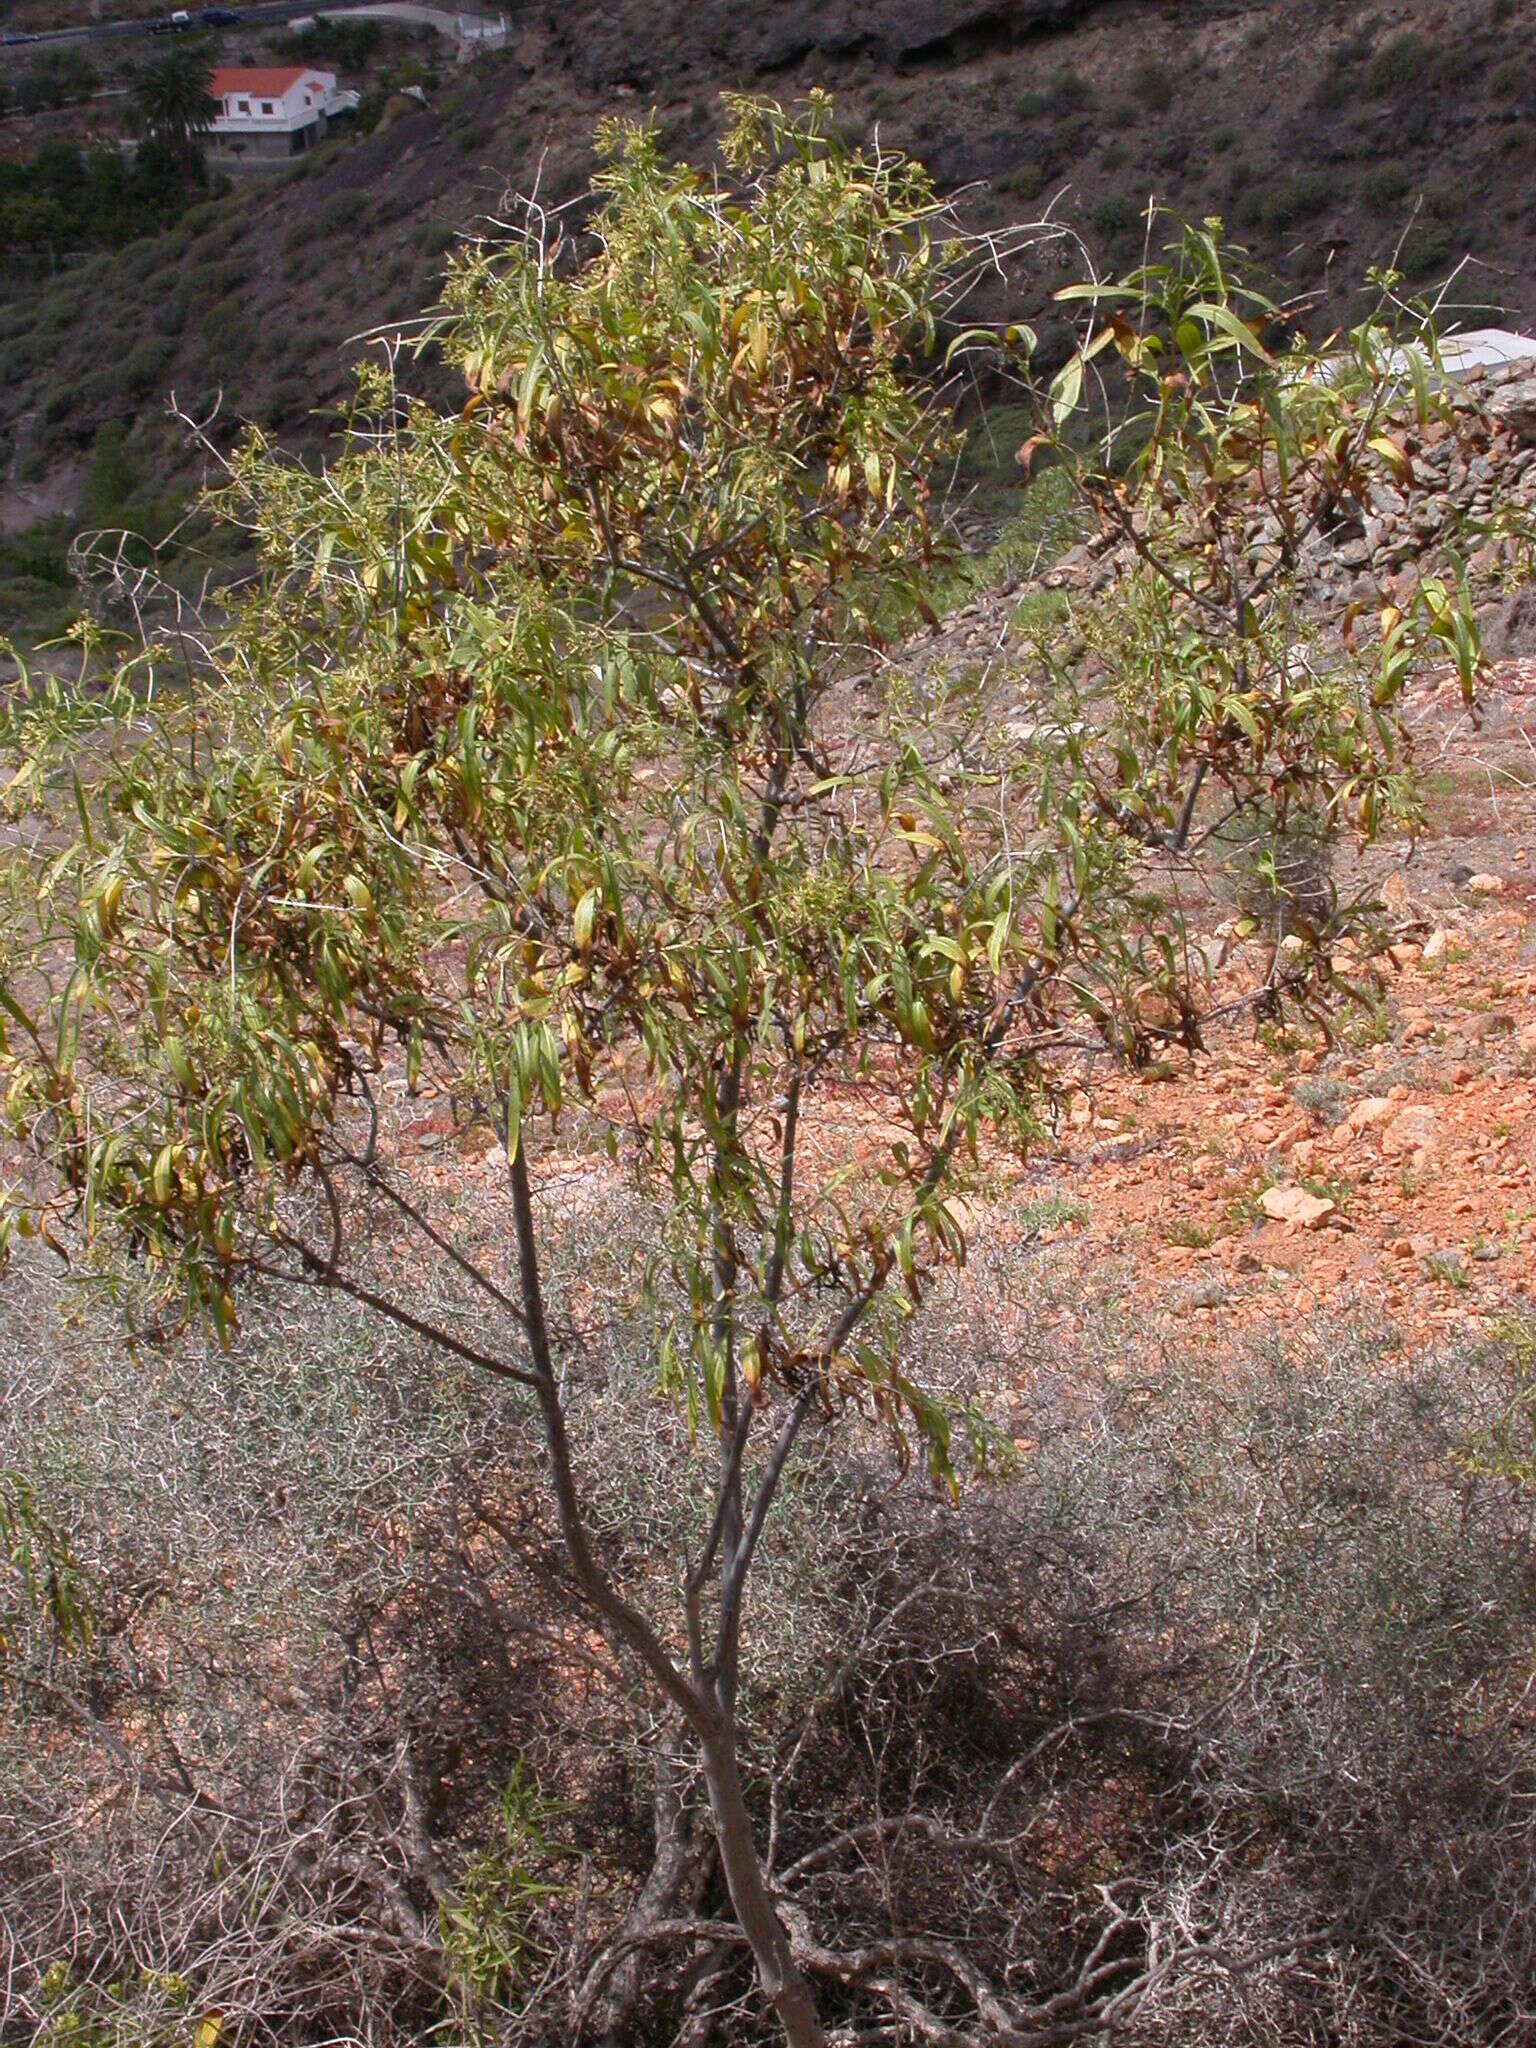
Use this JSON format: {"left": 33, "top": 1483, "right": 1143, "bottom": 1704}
{"left": 384, "top": 653, "right": 1535, "bottom": 1390}
{"left": 977, "top": 654, "right": 1536, "bottom": 1357}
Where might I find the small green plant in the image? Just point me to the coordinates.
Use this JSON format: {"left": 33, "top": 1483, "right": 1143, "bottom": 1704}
{"left": 1005, "top": 160, "right": 1047, "bottom": 200}
{"left": 1254, "top": 1017, "right": 1300, "bottom": 1059}
{"left": 1399, "top": 219, "right": 1455, "bottom": 279}
{"left": 1017, "top": 1195, "right": 1089, "bottom": 1237}
{"left": 1342, "top": 997, "right": 1396, "bottom": 1049}
{"left": 411, "top": 217, "right": 457, "bottom": 258}
{"left": 1009, "top": 585, "right": 1070, "bottom": 639}
{"left": 1130, "top": 58, "right": 1175, "bottom": 110}
{"left": 1, "top": 1471, "right": 92, "bottom": 1659}
{"left": 441, "top": 1768, "right": 572, "bottom": 2013}
{"left": 123, "top": 334, "right": 178, "bottom": 399}
{"left": 1293, "top": 1074, "right": 1347, "bottom": 1125}
{"left": 1419, "top": 176, "right": 1463, "bottom": 224}
{"left": 1225, "top": 1170, "right": 1279, "bottom": 1229}
{"left": 28, "top": 1961, "right": 211, "bottom": 2048}
{"left": 1361, "top": 162, "right": 1412, "bottom": 211}
{"left": 931, "top": 464, "right": 1082, "bottom": 608}
{"left": 1092, "top": 192, "right": 1144, "bottom": 243}
{"left": 1490, "top": 55, "right": 1528, "bottom": 97}
{"left": 1369, "top": 32, "right": 1430, "bottom": 95}
{"left": 320, "top": 188, "right": 368, "bottom": 232}
{"left": 1457, "top": 1315, "right": 1536, "bottom": 1489}
{"left": 1164, "top": 1216, "right": 1212, "bottom": 1249}
{"left": 1016, "top": 70, "right": 1094, "bottom": 118}
{"left": 1424, "top": 1251, "right": 1470, "bottom": 1291}
{"left": 1238, "top": 171, "right": 1334, "bottom": 232}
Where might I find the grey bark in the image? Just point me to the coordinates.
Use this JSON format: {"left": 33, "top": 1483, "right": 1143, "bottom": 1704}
{"left": 701, "top": 1724, "right": 827, "bottom": 2048}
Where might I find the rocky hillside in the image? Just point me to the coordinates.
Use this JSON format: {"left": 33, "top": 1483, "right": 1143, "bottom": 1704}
{"left": 542, "top": 0, "right": 1536, "bottom": 352}
{"left": 2, "top": 0, "right": 1534, "bottom": 628}
{"left": 867, "top": 337, "right": 1536, "bottom": 1359}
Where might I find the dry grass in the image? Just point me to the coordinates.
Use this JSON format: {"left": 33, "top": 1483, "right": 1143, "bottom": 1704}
{"left": 4, "top": 1179, "right": 1535, "bottom": 2046}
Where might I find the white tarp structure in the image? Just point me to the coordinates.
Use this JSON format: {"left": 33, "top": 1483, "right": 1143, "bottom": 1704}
{"left": 1438, "top": 328, "right": 1536, "bottom": 375}
{"left": 1332, "top": 326, "right": 1536, "bottom": 391}
{"left": 307, "top": 5, "right": 510, "bottom": 50}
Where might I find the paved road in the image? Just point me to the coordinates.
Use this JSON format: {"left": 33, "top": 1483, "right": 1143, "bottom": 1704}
{"left": 5, "top": 0, "right": 506, "bottom": 50}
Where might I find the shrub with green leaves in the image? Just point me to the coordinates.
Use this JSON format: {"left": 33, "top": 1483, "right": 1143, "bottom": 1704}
{"left": 1092, "top": 190, "right": 1144, "bottom": 242}
{"left": 0, "top": 140, "right": 197, "bottom": 257}
{"left": 1130, "top": 56, "right": 1175, "bottom": 109}
{"left": 1015, "top": 68, "right": 1093, "bottom": 118}
{"left": 1, "top": 1469, "right": 91, "bottom": 1660}
{"left": 1014, "top": 214, "right": 1483, "bottom": 1038}
{"left": 1400, "top": 216, "right": 1456, "bottom": 278}
{"left": 1369, "top": 30, "right": 1430, "bottom": 95}
{"left": 441, "top": 1769, "right": 572, "bottom": 2016}
{"left": 0, "top": 112, "right": 1492, "bottom": 2047}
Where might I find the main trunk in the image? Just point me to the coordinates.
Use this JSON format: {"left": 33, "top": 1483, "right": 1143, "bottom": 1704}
{"left": 507, "top": 1146, "right": 822, "bottom": 2044}
{"left": 701, "top": 1724, "right": 826, "bottom": 2048}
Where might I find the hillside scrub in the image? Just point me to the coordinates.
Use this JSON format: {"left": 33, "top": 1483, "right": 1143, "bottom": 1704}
{"left": 0, "top": 101, "right": 1508, "bottom": 2045}
{"left": 5, "top": 1252, "right": 1536, "bottom": 2046}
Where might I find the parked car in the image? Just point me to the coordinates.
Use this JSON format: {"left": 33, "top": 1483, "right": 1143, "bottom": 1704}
{"left": 150, "top": 8, "right": 192, "bottom": 28}
{"left": 201, "top": 6, "right": 242, "bottom": 22}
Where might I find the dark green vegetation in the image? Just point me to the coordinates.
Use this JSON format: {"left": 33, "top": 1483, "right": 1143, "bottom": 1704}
{"left": 132, "top": 49, "right": 219, "bottom": 184}
{"left": 0, "top": 49, "right": 101, "bottom": 118}
{"left": 0, "top": 422, "right": 194, "bottom": 641}
{"left": 1, "top": 48, "right": 219, "bottom": 258}
{"left": 0, "top": 523, "right": 77, "bottom": 646}
{"left": 0, "top": 140, "right": 198, "bottom": 258}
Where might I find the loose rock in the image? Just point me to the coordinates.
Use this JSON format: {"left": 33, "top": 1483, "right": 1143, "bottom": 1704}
{"left": 1261, "top": 1184, "right": 1336, "bottom": 1229}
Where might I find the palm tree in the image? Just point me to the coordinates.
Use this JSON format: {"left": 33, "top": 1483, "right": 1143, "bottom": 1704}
{"left": 132, "top": 50, "right": 217, "bottom": 184}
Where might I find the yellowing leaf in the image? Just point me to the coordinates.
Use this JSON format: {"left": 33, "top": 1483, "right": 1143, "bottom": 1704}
{"left": 1368, "top": 433, "right": 1414, "bottom": 486}
{"left": 1049, "top": 352, "right": 1084, "bottom": 424}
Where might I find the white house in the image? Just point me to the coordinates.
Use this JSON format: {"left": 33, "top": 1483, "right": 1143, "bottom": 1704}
{"left": 208, "top": 66, "right": 359, "bottom": 159}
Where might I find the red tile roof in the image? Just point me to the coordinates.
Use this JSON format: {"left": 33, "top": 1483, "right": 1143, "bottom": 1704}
{"left": 210, "top": 66, "right": 326, "bottom": 98}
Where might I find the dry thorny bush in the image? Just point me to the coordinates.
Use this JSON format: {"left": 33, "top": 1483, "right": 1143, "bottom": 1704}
{"left": 4, "top": 1185, "right": 1535, "bottom": 2048}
